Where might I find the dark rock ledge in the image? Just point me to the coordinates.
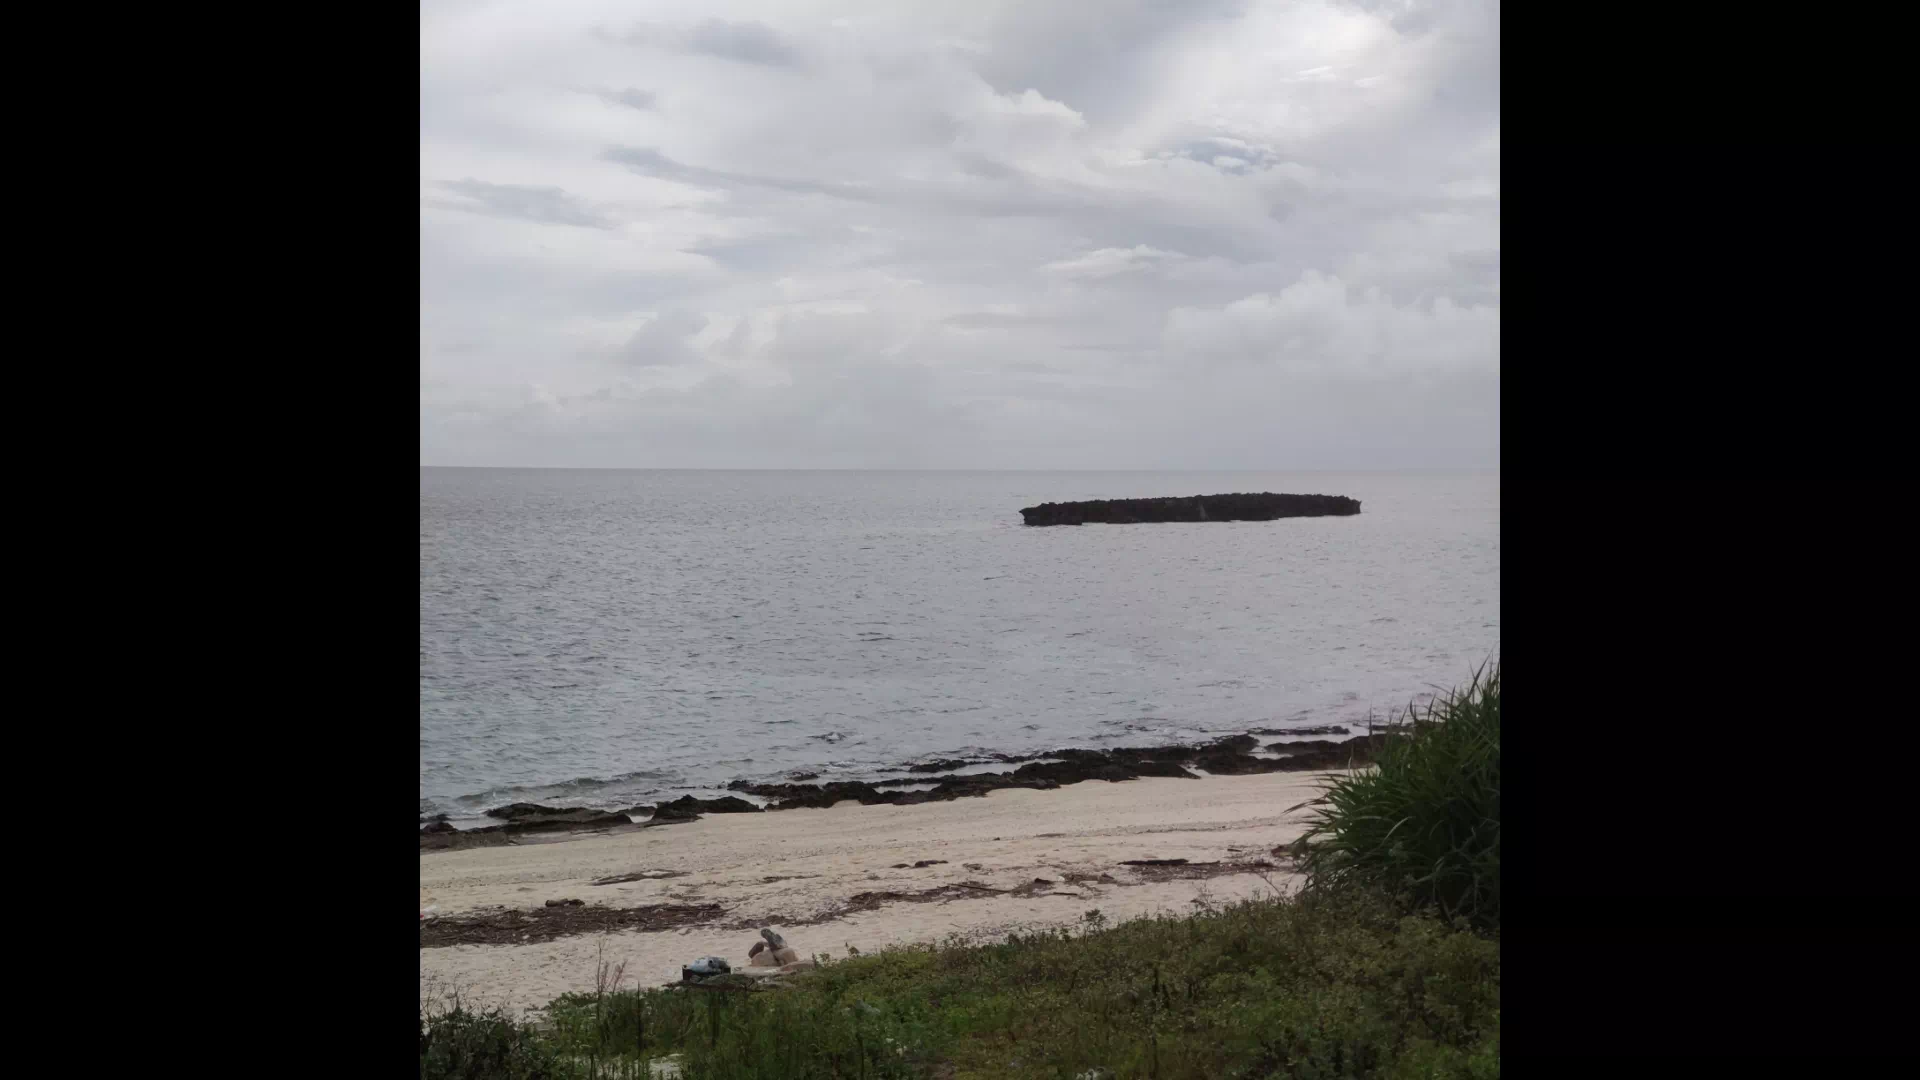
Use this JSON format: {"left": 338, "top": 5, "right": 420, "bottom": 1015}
{"left": 1019, "top": 492, "right": 1359, "bottom": 526}
{"left": 726, "top": 732, "right": 1388, "bottom": 811}
{"left": 425, "top": 731, "right": 1389, "bottom": 850}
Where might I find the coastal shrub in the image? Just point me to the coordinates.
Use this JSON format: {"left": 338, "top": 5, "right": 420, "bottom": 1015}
{"left": 546, "top": 985, "right": 695, "bottom": 1060}
{"left": 1298, "top": 662, "right": 1501, "bottom": 929}
{"left": 420, "top": 1003, "right": 561, "bottom": 1080}
{"left": 525, "top": 887, "right": 1498, "bottom": 1079}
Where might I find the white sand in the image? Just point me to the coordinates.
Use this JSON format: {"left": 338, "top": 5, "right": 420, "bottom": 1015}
{"left": 420, "top": 772, "right": 1335, "bottom": 1014}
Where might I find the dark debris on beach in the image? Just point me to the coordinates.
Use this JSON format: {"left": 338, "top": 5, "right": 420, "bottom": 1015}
{"left": 421, "top": 860, "right": 1292, "bottom": 949}
{"left": 419, "top": 902, "right": 725, "bottom": 948}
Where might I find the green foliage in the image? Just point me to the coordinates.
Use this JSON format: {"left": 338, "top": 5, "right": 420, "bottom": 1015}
{"left": 1298, "top": 662, "right": 1501, "bottom": 929}
{"left": 420, "top": 1003, "right": 562, "bottom": 1080}
{"left": 460, "top": 888, "right": 1497, "bottom": 1079}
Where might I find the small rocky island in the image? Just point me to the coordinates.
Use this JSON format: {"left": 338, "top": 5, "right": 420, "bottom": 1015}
{"left": 1019, "top": 492, "right": 1361, "bottom": 526}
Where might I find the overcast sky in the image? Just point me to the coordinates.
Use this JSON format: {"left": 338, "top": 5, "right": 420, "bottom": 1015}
{"left": 421, "top": 0, "right": 1498, "bottom": 469}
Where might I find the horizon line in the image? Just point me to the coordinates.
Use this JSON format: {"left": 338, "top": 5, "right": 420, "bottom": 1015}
{"left": 419, "top": 464, "right": 1500, "bottom": 473}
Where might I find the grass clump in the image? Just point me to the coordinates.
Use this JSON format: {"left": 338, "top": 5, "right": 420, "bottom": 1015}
{"left": 1298, "top": 662, "right": 1500, "bottom": 929}
{"left": 443, "top": 888, "right": 1497, "bottom": 1079}
{"left": 420, "top": 1000, "right": 562, "bottom": 1080}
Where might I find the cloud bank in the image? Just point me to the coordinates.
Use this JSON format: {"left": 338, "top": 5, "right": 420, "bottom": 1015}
{"left": 421, "top": 0, "right": 1499, "bottom": 468}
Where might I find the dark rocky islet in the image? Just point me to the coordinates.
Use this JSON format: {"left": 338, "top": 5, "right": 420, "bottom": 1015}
{"left": 1018, "top": 492, "right": 1360, "bottom": 526}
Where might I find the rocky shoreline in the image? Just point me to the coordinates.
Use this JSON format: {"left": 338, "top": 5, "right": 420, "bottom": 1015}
{"left": 422, "top": 726, "right": 1390, "bottom": 851}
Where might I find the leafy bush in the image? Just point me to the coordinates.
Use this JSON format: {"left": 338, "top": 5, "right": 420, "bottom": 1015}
{"left": 421, "top": 1003, "right": 561, "bottom": 1080}
{"left": 1298, "top": 662, "right": 1501, "bottom": 929}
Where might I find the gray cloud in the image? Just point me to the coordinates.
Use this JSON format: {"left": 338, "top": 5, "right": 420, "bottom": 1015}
{"left": 602, "top": 145, "right": 881, "bottom": 201}
{"left": 428, "top": 179, "right": 613, "bottom": 229}
{"left": 941, "top": 312, "right": 1079, "bottom": 329}
{"left": 599, "top": 87, "right": 656, "bottom": 111}
{"left": 620, "top": 310, "right": 710, "bottom": 367}
{"left": 684, "top": 18, "right": 803, "bottom": 68}
{"left": 422, "top": 1, "right": 1499, "bottom": 469}
{"left": 962, "top": 0, "right": 1249, "bottom": 127}
{"left": 1449, "top": 249, "right": 1500, "bottom": 277}
{"left": 611, "top": 17, "right": 805, "bottom": 69}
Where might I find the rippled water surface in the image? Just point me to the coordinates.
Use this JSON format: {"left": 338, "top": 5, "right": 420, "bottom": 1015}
{"left": 421, "top": 468, "right": 1498, "bottom": 820}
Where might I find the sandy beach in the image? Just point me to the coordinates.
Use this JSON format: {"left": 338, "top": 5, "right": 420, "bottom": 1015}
{"left": 421, "top": 771, "right": 1338, "bottom": 1015}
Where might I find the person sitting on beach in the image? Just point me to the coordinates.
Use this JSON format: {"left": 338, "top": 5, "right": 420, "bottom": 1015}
{"left": 750, "top": 928, "right": 800, "bottom": 968}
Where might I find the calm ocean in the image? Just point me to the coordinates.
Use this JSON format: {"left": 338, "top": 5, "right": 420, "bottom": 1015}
{"left": 421, "top": 468, "right": 1498, "bottom": 823}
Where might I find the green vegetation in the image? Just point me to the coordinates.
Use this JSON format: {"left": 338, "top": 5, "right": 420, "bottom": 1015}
{"left": 426, "top": 892, "right": 1497, "bottom": 1080}
{"left": 421, "top": 1001, "right": 571, "bottom": 1080}
{"left": 422, "top": 665, "right": 1501, "bottom": 1079}
{"left": 1297, "top": 662, "right": 1500, "bottom": 929}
